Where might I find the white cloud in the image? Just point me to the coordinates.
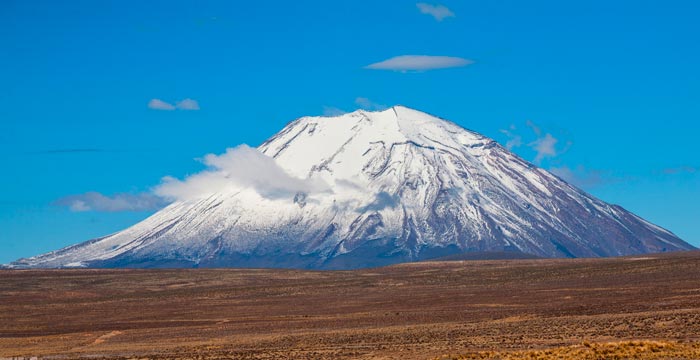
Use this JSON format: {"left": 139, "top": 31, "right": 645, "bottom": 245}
{"left": 323, "top": 98, "right": 387, "bottom": 116}
{"left": 525, "top": 120, "right": 542, "bottom": 136}
{"left": 525, "top": 120, "right": 570, "bottom": 164}
{"left": 365, "top": 55, "right": 473, "bottom": 72}
{"left": 663, "top": 166, "right": 699, "bottom": 175}
{"left": 500, "top": 121, "right": 570, "bottom": 164}
{"left": 148, "top": 98, "right": 200, "bottom": 111}
{"left": 68, "top": 200, "right": 90, "bottom": 212}
{"left": 322, "top": 106, "right": 347, "bottom": 117}
{"left": 549, "top": 165, "right": 609, "bottom": 189}
{"left": 530, "top": 133, "right": 559, "bottom": 164}
{"left": 355, "top": 97, "right": 387, "bottom": 111}
{"left": 54, "top": 192, "right": 167, "bottom": 212}
{"left": 499, "top": 125, "right": 523, "bottom": 150}
{"left": 148, "top": 99, "right": 175, "bottom": 111}
{"left": 417, "top": 3, "right": 455, "bottom": 21}
{"left": 155, "top": 144, "right": 330, "bottom": 201}
{"left": 176, "top": 98, "right": 200, "bottom": 110}
{"left": 502, "top": 122, "right": 604, "bottom": 188}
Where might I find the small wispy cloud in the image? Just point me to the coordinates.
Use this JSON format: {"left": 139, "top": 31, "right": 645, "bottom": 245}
{"left": 549, "top": 165, "right": 609, "bottom": 189}
{"left": 499, "top": 125, "right": 522, "bottom": 150}
{"left": 175, "top": 98, "right": 200, "bottom": 110}
{"left": 355, "top": 97, "right": 387, "bottom": 111}
{"left": 417, "top": 3, "right": 455, "bottom": 21}
{"left": 148, "top": 98, "right": 200, "bottom": 111}
{"left": 530, "top": 133, "right": 559, "bottom": 164}
{"left": 502, "top": 121, "right": 570, "bottom": 165}
{"left": 525, "top": 120, "right": 542, "bottom": 137}
{"left": 322, "top": 106, "right": 347, "bottom": 117}
{"left": 322, "top": 98, "right": 386, "bottom": 116}
{"left": 500, "top": 122, "right": 615, "bottom": 188}
{"left": 365, "top": 55, "right": 473, "bottom": 72}
{"left": 662, "top": 166, "right": 698, "bottom": 175}
{"left": 148, "top": 99, "right": 176, "bottom": 111}
{"left": 54, "top": 192, "right": 168, "bottom": 212}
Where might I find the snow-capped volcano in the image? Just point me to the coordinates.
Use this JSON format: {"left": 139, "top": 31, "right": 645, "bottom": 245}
{"left": 8, "top": 106, "right": 693, "bottom": 269}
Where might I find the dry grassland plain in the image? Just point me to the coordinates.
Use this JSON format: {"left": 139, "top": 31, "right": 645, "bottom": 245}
{"left": 1, "top": 251, "right": 699, "bottom": 359}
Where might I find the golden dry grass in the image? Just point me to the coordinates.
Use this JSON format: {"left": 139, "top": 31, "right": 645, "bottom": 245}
{"left": 440, "top": 340, "right": 700, "bottom": 359}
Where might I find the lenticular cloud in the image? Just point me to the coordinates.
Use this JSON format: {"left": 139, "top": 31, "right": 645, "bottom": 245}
{"left": 365, "top": 55, "right": 473, "bottom": 71}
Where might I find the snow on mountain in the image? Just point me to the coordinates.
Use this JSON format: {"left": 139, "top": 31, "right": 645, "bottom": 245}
{"left": 7, "top": 106, "right": 694, "bottom": 269}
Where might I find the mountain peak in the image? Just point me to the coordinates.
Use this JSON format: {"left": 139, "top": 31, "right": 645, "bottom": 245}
{"left": 259, "top": 105, "right": 488, "bottom": 180}
{"left": 328, "top": 104, "right": 411, "bottom": 116}
{"left": 320, "top": 105, "right": 444, "bottom": 127}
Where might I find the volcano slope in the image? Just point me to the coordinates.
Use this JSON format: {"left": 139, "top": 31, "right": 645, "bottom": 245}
{"left": 9, "top": 106, "right": 693, "bottom": 270}
{"left": 2, "top": 251, "right": 700, "bottom": 359}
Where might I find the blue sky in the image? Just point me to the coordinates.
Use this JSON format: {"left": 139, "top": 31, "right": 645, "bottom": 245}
{"left": 1, "top": 0, "right": 699, "bottom": 263}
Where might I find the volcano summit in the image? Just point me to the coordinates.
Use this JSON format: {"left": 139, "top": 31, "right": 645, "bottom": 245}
{"left": 8, "top": 106, "right": 693, "bottom": 269}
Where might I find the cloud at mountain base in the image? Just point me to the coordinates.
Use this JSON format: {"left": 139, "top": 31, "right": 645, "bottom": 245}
{"left": 155, "top": 144, "right": 330, "bottom": 201}
{"left": 54, "top": 192, "right": 167, "bottom": 212}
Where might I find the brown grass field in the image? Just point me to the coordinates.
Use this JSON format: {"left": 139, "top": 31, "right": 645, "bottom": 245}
{"left": 1, "top": 251, "right": 700, "bottom": 359}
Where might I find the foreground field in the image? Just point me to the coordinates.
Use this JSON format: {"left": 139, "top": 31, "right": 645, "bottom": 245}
{"left": 1, "top": 251, "right": 700, "bottom": 359}
{"left": 442, "top": 340, "right": 700, "bottom": 359}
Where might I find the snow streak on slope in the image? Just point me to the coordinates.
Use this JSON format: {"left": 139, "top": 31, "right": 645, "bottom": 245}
{"left": 8, "top": 106, "right": 694, "bottom": 269}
